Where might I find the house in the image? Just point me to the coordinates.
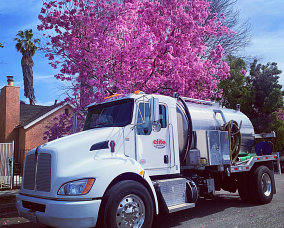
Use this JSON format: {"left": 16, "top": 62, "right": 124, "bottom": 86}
{"left": 0, "top": 76, "right": 74, "bottom": 172}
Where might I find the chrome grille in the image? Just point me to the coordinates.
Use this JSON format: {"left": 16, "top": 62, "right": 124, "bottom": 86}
{"left": 23, "top": 152, "right": 51, "bottom": 192}
{"left": 36, "top": 153, "right": 51, "bottom": 192}
{"left": 23, "top": 155, "right": 36, "bottom": 190}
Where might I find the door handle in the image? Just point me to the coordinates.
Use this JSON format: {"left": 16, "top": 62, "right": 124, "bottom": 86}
{"left": 164, "top": 155, "right": 169, "bottom": 164}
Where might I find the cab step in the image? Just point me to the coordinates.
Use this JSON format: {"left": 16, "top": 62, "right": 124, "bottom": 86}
{"left": 168, "top": 202, "right": 195, "bottom": 213}
{"left": 152, "top": 177, "right": 197, "bottom": 214}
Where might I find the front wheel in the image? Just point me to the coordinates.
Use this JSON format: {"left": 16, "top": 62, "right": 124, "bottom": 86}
{"left": 250, "top": 165, "right": 274, "bottom": 204}
{"left": 99, "top": 180, "right": 154, "bottom": 228}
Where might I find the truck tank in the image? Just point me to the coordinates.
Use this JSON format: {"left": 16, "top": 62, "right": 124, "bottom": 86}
{"left": 176, "top": 98, "right": 255, "bottom": 163}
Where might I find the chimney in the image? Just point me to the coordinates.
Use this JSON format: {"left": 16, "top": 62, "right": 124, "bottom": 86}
{"left": 0, "top": 76, "right": 20, "bottom": 143}
{"left": 7, "top": 76, "right": 14, "bottom": 86}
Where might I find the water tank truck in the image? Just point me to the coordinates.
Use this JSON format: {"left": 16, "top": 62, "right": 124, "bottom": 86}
{"left": 16, "top": 91, "right": 281, "bottom": 228}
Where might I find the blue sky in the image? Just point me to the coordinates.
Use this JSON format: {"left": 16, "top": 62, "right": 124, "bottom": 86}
{"left": 0, "top": 0, "right": 284, "bottom": 106}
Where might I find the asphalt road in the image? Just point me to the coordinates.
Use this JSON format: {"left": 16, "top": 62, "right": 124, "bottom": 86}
{"left": 1, "top": 174, "right": 284, "bottom": 228}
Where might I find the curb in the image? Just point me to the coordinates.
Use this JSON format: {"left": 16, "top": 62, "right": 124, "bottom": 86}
{"left": 0, "top": 203, "right": 16, "bottom": 214}
{"left": 0, "top": 190, "right": 20, "bottom": 198}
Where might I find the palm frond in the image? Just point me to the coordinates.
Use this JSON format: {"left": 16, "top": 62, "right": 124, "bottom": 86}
{"left": 15, "top": 29, "right": 40, "bottom": 57}
{"left": 25, "top": 29, "right": 33, "bottom": 40}
{"left": 17, "top": 30, "right": 25, "bottom": 38}
{"left": 34, "top": 39, "right": 40, "bottom": 44}
{"left": 16, "top": 42, "right": 24, "bottom": 52}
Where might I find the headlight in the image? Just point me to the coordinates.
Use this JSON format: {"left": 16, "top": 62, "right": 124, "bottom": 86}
{"left": 58, "top": 178, "right": 95, "bottom": 196}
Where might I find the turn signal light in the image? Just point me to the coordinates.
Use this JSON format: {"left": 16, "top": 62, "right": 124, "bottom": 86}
{"left": 104, "top": 94, "right": 121, "bottom": 100}
{"left": 134, "top": 90, "right": 144, "bottom": 95}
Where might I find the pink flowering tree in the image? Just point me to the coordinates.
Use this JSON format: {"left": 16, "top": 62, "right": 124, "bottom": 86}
{"left": 278, "top": 109, "right": 284, "bottom": 122}
{"left": 38, "top": 0, "right": 231, "bottom": 102}
{"left": 38, "top": 0, "right": 232, "bottom": 140}
{"left": 43, "top": 111, "right": 85, "bottom": 141}
{"left": 43, "top": 113, "right": 72, "bottom": 141}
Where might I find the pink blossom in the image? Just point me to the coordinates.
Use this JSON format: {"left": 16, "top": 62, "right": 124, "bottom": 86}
{"left": 240, "top": 68, "right": 246, "bottom": 75}
{"left": 277, "top": 109, "right": 284, "bottom": 122}
{"left": 38, "top": 0, "right": 233, "bottom": 139}
{"left": 40, "top": 8, "right": 46, "bottom": 14}
{"left": 43, "top": 112, "right": 84, "bottom": 141}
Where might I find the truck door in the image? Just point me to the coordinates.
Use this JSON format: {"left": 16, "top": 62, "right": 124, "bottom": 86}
{"left": 135, "top": 102, "right": 170, "bottom": 170}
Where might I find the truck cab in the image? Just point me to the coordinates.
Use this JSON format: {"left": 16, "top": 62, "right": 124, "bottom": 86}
{"left": 16, "top": 92, "right": 279, "bottom": 228}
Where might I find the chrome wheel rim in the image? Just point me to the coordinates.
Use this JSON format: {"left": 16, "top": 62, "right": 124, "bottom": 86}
{"left": 116, "top": 194, "right": 145, "bottom": 228}
{"left": 261, "top": 173, "right": 272, "bottom": 197}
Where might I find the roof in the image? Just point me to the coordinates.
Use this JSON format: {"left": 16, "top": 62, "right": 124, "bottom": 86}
{"left": 18, "top": 102, "right": 73, "bottom": 129}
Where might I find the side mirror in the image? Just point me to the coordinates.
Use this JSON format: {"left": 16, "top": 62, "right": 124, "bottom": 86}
{"left": 149, "top": 97, "right": 161, "bottom": 132}
{"left": 149, "top": 97, "right": 159, "bottom": 123}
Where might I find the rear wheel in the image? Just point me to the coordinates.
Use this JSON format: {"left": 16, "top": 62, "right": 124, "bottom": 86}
{"left": 99, "top": 180, "right": 154, "bottom": 228}
{"left": 250, "top": 165, "right": 274, "bottom": 204}
{"left": 237, "top": 173, "right": 253, "bottom": 203}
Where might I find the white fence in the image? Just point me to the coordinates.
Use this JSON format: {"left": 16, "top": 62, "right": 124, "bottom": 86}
{"left": 0, "top": 142, "right": 14, "bottom": 189}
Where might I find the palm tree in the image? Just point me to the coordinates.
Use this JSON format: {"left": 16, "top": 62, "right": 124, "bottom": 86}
{"left": 14, "top": 29, "right": 40, "bottom": 105}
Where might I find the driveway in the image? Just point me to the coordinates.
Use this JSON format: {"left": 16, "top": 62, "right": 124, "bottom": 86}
{"left": 1, "top": 174, "right": 284, "bottom": 228}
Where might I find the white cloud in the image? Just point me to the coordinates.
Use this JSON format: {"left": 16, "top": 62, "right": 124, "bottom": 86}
{"left": 242, "top": 31, "right": 284, "bottom": 86}
{"left": 33, "top": 73, "right": 72, "bottom": 86}
{"left": 245, "top": 31, "right": 284, "bottom": 58}
{"left": 36, "top": 100, "right": 56, "bottom": 106}
{"left": 236, "top": 0, "right": 284, "bottom": 87}
{"left": 34, "top": 74, "right": 54, "bottom": 81}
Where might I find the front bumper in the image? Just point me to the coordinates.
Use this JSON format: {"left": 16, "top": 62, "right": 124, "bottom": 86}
{"left": 16, "top": 194, "right": 101, "bottom": 228}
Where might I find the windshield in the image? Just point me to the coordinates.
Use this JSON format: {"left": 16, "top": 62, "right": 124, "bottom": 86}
{"left": 84, "top": 99, "right": 134, "bottom": 130}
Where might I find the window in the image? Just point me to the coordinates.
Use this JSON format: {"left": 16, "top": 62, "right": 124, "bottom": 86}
{"left": 159, "top": 105, "right": 167, "bottom": 128}
{"left": 83, "top": 99, "right": 134, "bottom": 130}
{"left": 137, "top": 103, "right": 151, "bottom": 135}
{"left": 64, "top": 108, "right": 69, "bottom": 116}
{"left": 215, "top": 112, "right": 225, "bottom": 126}
{"left": 137, "top": 103, "right": 167, "bottom": 135}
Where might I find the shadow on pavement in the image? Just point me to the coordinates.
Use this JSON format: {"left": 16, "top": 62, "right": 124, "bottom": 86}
{"left": 0, "top": 191, "right": 256, "bottom": 228}
{"left": 153, "top": 192, "right": 254, "bottom": 228}
{"left": 2, "top": 223, "right": 49, "bottom": 228}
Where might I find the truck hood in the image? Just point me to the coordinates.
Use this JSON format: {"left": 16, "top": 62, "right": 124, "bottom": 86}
{"left": 21, "top": 127, "right": 125, "bottom": 198}
{"left": 40, "top": 127, "right": 124, "bottom": 176}
{"left": 42, "top": 127, "right": 120, "bottom": 151}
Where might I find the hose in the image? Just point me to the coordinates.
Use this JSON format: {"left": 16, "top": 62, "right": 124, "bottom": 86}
{"left": 173, "top": 93, "right": 193, "bottom": 164}
{"left": 222, "top": 120, "right": 241, "bottom": 164}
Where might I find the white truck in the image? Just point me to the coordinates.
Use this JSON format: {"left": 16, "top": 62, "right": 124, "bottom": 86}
{"left": 16, "top": 91, "right": 280, "bottom": 228}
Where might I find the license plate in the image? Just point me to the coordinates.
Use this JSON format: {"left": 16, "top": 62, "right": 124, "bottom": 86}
{"left": 26, "top": 210, "right": 37, "bottom": 223}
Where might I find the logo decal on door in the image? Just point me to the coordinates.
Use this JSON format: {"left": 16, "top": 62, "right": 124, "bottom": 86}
{"left": 153, "top": 139, "right": 166, "bottom": 149}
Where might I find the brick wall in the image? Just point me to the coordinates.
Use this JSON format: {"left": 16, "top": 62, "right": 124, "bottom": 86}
{"left": 0, "top": 85, "right": 20, "bottom": 149}
{"left": 21, "top": 105, "right": 74, "bottom": 151}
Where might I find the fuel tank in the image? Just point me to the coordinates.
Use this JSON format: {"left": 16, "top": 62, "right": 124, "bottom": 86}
{"left": 177, "top": 99, "right": 255, "bottom": 154}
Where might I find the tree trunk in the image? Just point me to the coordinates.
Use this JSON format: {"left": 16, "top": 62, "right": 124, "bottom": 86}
{"left": 21, "top": 56, "right": 35, "bottom": 105}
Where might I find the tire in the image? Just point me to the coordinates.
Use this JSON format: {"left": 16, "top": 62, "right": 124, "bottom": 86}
{"left": 250, "top": 166, "right": 274, "bottom": 204}
{"left": 98, "top": 180, "right": 154, "bottom": 228}
{"left": 237, "top": 173, "right": 253, "bottom": 203}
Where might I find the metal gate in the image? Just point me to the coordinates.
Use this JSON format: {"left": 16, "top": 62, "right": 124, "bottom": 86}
{"left": 0, "top": 142, "right": 14, "bottom": 189}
